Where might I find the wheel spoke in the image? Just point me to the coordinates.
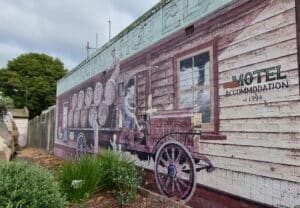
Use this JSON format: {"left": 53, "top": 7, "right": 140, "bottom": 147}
{"left": 155, "top": 141, "right": 196, "bottom": 203}
{"left": 158, "top": 172, "right": 167, "bottom": 185}
{"left": 159, "top": 158, "right": 169, "bottom": 167}
{"left": 175, "top": 149, "right": 182, "bottom": 163}
{"left": 171, "top": 147, "right": 175, "bottom": 162}
{"left": 171, "top": 179, "right": 175, "bottom": 193}
{"left": 177, "top": 178, "right": 190, "bottom": 189}
{"left": 163, "top": 176, "right": 171, "bottom": 190}
{"left": 157, "top": 165, "right": 167, "bottom": 174}
{"left": 164, "top": 149, "right": 171, "bottom": 161}
{"left": 175, "top": 179, "right": 183, "bottom": 197}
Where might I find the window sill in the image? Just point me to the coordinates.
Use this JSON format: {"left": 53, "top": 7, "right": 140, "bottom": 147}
{"left": 200, "top": 133, "right": 226, "bottom": 140}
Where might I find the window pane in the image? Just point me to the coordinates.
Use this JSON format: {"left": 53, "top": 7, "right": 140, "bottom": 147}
{"left": 180, "top": 57, "right": 193, "bottom": 89}
{"left": 195, "top": 90, "right": 211, "bottom": 123}
{"left": 179, "top": 90, "right": 194, "bottom": 109}
{"left": 194, "top": 52, "right": 209, "bottom": 67}
{"left": 179, "top": 69, "right": 194, "bottom": 89}
{"left": 180, "top": 57, "right": 193, "bottom": 71}
{"left": 194, "top": 52, "right": 210, "bottom": 86}
{"left": 178, "top": 51, "right": 211, "bottom": 123}
{"left": 197, "top": 69, "right": 205, "bottom": 86}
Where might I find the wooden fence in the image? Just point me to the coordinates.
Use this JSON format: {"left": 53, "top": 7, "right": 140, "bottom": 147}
{"left": 27, "top": 106, "right": 56, "bottom": 152}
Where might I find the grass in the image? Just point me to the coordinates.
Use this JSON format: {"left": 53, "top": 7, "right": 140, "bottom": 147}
{"left": 58, "top": 150, "right": 143, "bottom": 206}
{"left": 58, "top": 155, "right": 100, "bottom": 202}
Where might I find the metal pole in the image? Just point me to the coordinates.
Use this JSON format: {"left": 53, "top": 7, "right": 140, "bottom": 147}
{"left": 86, "top": 41, "right": 90, "bottom": 58}
{"left": 109, "top": 20, "right": 111, "bottom": 41}
{"left": 96, "top": 33, "right": 98, "bottom": 49}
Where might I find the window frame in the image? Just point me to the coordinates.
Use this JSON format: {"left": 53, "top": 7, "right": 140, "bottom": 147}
{"left": 173, "top": 40, "right": 219, "bottom": 134}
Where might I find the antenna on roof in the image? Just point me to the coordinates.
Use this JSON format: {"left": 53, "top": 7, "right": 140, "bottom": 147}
{"left": 109, "top": 20, "right": 111, "bottom": 41}
{"left": 86, "top": 41, "right": 96, "bottom": 59}
{"left": 96, "top": 33, "right": 98, "bottom": 49}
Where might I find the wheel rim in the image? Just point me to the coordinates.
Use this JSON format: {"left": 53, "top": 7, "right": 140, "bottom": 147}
{"left": 154, "top": 140, "right": 196, "bottom": 202}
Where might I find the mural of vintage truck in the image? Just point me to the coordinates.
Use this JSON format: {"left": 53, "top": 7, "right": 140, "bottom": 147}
{"left": 55, "top": 0, "right": 300, "bottom": 206}
{"left": 56, "top": 48, "right": 223, "bottom": 202}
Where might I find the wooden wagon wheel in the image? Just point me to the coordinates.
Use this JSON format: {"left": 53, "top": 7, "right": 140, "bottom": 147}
{"left": 77, "top": 90, "right": 85, "bottom": 110}
{"left": 85, "top": 87, "right": 93, "bottom": 108}
{"left": 93, "top": 82, "right": 103, "bottom": 106}
{"left": 154, "top": 140, "right": 196, "bottom": 203}
{"left": 76, "top": 132, "right": 87, "bottom": 159}
{"left": 80, "top": 106, "right": 88, "bottom": 128}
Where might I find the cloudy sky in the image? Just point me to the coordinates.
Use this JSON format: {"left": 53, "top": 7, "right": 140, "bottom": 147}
{"left": 0, "top": 0, "right": 159, "bottom": 70}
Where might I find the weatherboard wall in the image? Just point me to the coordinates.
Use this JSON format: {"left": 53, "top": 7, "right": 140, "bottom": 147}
{"left": 139, "top": 1, "right": 300, "bottom": 206}
{"left": 55, "top": 0, "right": 300, "bottom": 207}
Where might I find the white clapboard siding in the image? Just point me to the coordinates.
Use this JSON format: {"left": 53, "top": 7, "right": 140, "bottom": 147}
{"left": 220, "top": 117, "right": 300, "bottom": 133}
{"left": 220, "top": 101, "right": 300, "bottom": 120}
{"left": 203, "top": 155, "right": 299, "bottom": 183}
{"left": 219, "top": 24, "right": 296, "bottom": 61}
{"left": 202, "top": 132, "right": 300, "bottom": 149}
{"left": 198, "top": 142, "right": 300, "bottom": 166}
{"left": 219, "top": 70, "right": 299, "bottom": 97}
{"left": 152, "top": 0, "right": 295, "bottom": 67}
{"left": 219, "top": 7, "right": 296, "bottom": 49}
{"left": 219, "top": 77, "right": 299, "bottom": 98}
{"left": 219, "top": 85, "right": 300, "bottom": 107}
{"left": 249, "top": 0, "right": 295, "bottom": 26}
{"left": 218, "top": 1, "right": 296, "bottom": 50}
{"left": 146, "top": 1, "right": 300, "bottom": 206}
{"left": 219, "top": 53, "right": 298, "bottom": 84}
{"left": 219, "top": 39, "right": 297, "bottom": 72}
{"left": 196, "top": 168, "right": 300, "bottom": 207}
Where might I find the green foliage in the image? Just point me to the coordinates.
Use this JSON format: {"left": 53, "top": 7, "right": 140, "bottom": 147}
{"left": 0, "top": 53, "right": 67, "bottom": 118}
{"left": 96, "top": 149, "right": 122, "bottom": 190}
{"left": 0, "top": 160, "right": 66, "bottom": 208}
{"left": 0, "top": 99, "right": 7, "bottom": 119}
{"left": 97, "top": 150, "right": 142, "bottom": 206}
{"left": 58, "top": 155, "right": 100, "bottom": 202}
{"left": 58, "top": 150, "right": 142, "bottom": 206}
{"left": 2, "top": 96, "right": 15, "bottom": 108}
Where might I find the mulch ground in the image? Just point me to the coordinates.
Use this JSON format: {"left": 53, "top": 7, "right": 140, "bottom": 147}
{"left": 14, "top": 148, "right": 182, "bottom": 208}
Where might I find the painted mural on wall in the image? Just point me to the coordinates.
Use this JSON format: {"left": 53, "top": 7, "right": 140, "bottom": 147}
{"left": 56, "top": 48, "right": 217, "bottom": 202}
{"left": 55, "top": 0, "right": 300, "bottom": 206}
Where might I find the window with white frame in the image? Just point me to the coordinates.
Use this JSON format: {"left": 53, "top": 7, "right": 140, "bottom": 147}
{"left": 178, "top": 50, "right": 212, "bottom": 124}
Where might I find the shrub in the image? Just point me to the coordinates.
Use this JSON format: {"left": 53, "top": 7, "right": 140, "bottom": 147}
{"left": 58, "top": 150, "right": 143, "bottom": 206}
{"left": 97, "top": 150, "right": 142, "bottom": 206}
{"left": 0, "top": 160, "right": 66, "bottom": 208}
{"left": 58, "top": 155, "right": 99, "bottom": 202}
{"left": 96, "top": 149, "right": 121, "bottom": 190}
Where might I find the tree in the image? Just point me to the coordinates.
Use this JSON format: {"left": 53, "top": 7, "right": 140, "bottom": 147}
{"left": 2, "top": 96, "right": 15, "bottom": 109}
{"left": 0, "top": 53, "right": 67, "bottom": 118}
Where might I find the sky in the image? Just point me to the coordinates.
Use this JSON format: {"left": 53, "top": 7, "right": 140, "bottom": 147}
{"left": 0, "top": 0, "right": 160, "bottom": 70}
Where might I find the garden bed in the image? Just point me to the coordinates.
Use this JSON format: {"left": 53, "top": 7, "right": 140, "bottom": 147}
{"left": 15, "top": 148, "right": 187, "bottom": 208}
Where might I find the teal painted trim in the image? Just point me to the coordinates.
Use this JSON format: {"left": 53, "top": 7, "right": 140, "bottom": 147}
{"left": 57, "top": 0, "right": 235, "bottom": 96}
